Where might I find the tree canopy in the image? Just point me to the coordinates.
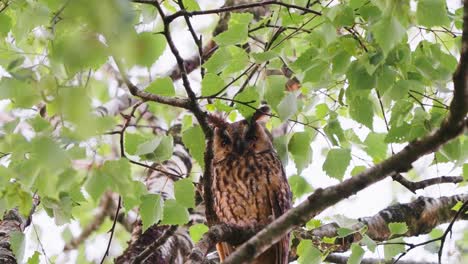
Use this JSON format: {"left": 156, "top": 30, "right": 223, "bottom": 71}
{"left": 0, "top": 0, "right": 467, "bottom": 263}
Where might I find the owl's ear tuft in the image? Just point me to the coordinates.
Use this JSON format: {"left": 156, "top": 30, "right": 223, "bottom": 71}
{"left": 207, "top": 114, "right": 228, "bottom": 128}
{"left": 251, "top": 105, "right": 271, "bottom": 125}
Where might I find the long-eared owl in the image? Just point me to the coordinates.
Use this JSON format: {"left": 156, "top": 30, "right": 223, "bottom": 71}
{"left": 209, "top": 106, "right": 292, "bottom": 264}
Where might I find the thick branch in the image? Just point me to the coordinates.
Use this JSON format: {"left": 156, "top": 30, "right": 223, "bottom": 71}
{"left": 187, "top": 195, "right": 467, "bottom": 263}
{"left": 132, "top": 225, "right": 178, "bottom": 264}
{"left": 223, "top": 2, "right": 468, "bottom": 263}
{"left": 187, "top": 224, "right": 259, "bottom": 263}
{"left": 294, "top": 194, "right": 468, "bottom": 252}
{"left": 0, "top": 210, "right": 24, "bottom": 264}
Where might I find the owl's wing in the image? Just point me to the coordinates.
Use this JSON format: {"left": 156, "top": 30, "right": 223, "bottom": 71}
{"left": 267, "top": 153, "right": 292, "bottom": 264}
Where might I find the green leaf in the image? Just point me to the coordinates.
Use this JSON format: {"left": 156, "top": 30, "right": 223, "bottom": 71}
{"left": 347, "top": 243, "right": 365, "bottom": 264}
{"left": 327, "top": 5, "right": 355, "bottom": 27}
{"left": 203, "top": 47, "right": 231, "bottom": 73}
{"left": 189, "top": 223, "right": 209, "bottom": 243}
{"left": 376, "top": 66, "right": 397, "bottom": 94}
{"left": 0, "top": 78, "right": 41, "bottom": 108}
{"left": 362, "top": 234, "right": 377, "bottom": 252}
{"left": 27, "top": 251, "right": 40, "bottom": 264}
{"left": 264, "top": 76, "right": 286, "bottom": 111}
{"left": 161, "top": 199, "right": 189, "bottom": 225}
{"left": 306, "top": 219, "right": 322, "bottom": 230}
{"left": 337, "top": 227, "right": 355, "bottom": 237}
{"left": 134, "top": 32, "right": 166, "bottom": 67}
{"left": 182, "top": 0, "right": 200, "bottom": 11}
{"left": 288, "top": 175, "right": 313, "bottom": 200}
{"left": 364, "top": 133, "right": 387, "bottom": 162}
{"left": 175, "top": 178, "right": 195, "bottom": 208}
{"left": 384, "top": 238, "right": 405, "bottom": 260}
{"left": 150, "top": 135, "right": 174, "bottom": 162}
{"left": 104, "top": 159, "right": 132, "bottom": 193}
{"left": 277, "top": 93, "right": 298, "bottom": 121}
{"left": 315, "top": 103, "right": 329, "bottom": 120}
{"left": 251, "top": 51, "right": 277, "bottom": 63}
{"left": 146, "top": 77, "right": 175, "bottom": 96}
{"left": 124, "top": 133, "right": 148, "bottom": 156}
{"left": 182, "top": 126, "right": 206, "bottom": 169}
{"left": 0, "top": 13, "right": 11, "bottom": 37}
{"left": 347, "top": 61, "right": 376, "bottom": 90}
{"left": 323, "top": 148, "right": 351, "bottom": 180}
{"left": 51, "top": 31, "right": 108, "bottom": 74}
{"left": 234, "top": 86, "right": 260, "bottom": 118}
{"left": 322, "top": 236, "right": 337, "bottom": 244}
{"left": 41, "top": 195, "right": 74, "bottom": 225}
{"left": 371, "top": 16, "right": 406, "bottom": 54}
{"left": 10, "top": 231, "right": 25, "bottom": 262}
{"left": 324, "top": 113, "right": 346, "bottom": 146}
{"left": 288, "top": 132, "right": 313, "bottom": 174}
{"left": 201, "top": 73, "right": 225, "bottom": 96}
{"left": 332, "top": 50, "right": 352, "bottom": 75}
{"left": 389, "top": 222, "right": 408, "bottom": 235}
{"left": 416, "top": 0, "right": 450, "bottom": 27}
{"left": 349, "top": 96, "right": 374, "bottom": 129}
{"left": 213, "top": 13, "right": 253, "bottom": 46}
{"left": 389, "top": 100, "right": 413, "bottom": 126}
{"left": 297, "top": 240, "right": 321, "bottom": 264}
{"left": 303, "top": 60, "right": 329, "bottom": 84}
{"left": 385, "top": 122, "right": 411, "bottom": 143}
{"left": 291, "top": 47, "right": 320, "bottom": 71}
{"left": 351, "top": 166, "right": 366, "bottom": 176}
{"left": 225, "top": 46, "right": 250, "bottom": 74}
{"left": 273, "top": 135, "right": 289, "bottom": 165}
{"left": 452, "top": 201, "right": 463, "bottom": 212}
{"left": 1, "top": 184, "right": 33, "bottom": 217}
{"left": 135, "top": 137, "right": 162, "bottom": 156}
{"left": 140, "top": 194, "right": 163, "bottom": 232}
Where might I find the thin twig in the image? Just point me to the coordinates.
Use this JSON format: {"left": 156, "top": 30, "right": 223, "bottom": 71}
{"left": 100, "top": 196, "right": 122, "bottom": 264}
{"left": 392, "top": 174, "right": 463, "bottom": 193}
{"left": 159, "top": 1, "right": 322, "bottom": 23}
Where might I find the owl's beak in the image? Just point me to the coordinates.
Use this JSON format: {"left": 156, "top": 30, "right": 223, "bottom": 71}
{"left": 234, "top": 140, "right": 246, "bottom": 154}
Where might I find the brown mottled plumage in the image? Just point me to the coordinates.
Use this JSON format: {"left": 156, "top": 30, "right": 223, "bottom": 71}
{"left": 209, "top": 107, "right": 292, "bottom": 264}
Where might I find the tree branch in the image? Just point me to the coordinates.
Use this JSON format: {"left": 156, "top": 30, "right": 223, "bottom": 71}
{"left": 187, "top": 224, "right": 259, "bottom": 264}
{"left": 64, "top": 192, "right": 115, "bottom": 251}
{"left": 186, "top": 194, "right": 467, "bottom": 263}
{"left": 223, "top": 2, "right": 468, "bottom": 263}
{"left": 113, "top": 59, "right": 191, "bottom": 109}
{"left": 0, "top": 210, "right": 24, "bottom": 264}
{"left": 293, "top": 194, "right": 468, "bottom": 253}
{"left": 391, "top": 174, "right": 463, "bottom": 194}
{"left": 159, "top": 1, "right": 321, "bottom": 23}
{"left": 131, "top": 225, "right": 178, "bottom": 264}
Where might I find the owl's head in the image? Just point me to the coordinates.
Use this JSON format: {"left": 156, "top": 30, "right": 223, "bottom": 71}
{"left": 209, "top": 106, "right": 273, "bottom": 162}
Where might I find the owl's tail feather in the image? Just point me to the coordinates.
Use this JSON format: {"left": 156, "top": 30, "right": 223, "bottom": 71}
{"left": 216, "top": 238, "right": 288, "bottom": 264}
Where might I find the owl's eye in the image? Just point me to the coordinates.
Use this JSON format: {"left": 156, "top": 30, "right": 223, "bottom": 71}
{"left": 220, "top": 131, "right": 231, "bottom": 147}
{"left": 221, "top": 139, "right": 229, "bottom": 147}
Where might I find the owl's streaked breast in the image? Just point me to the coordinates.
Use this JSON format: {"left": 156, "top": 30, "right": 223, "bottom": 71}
{"left": 212, "top": 151, "right": 284, "bottom": 226}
